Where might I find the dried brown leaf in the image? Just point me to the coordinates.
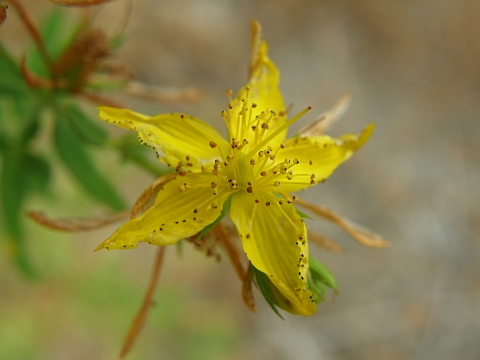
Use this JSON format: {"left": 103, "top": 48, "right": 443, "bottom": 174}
{"left": 0, "top": 4, "right": 8, "bottom": 26}
{"left": 296, "top": 197, "right": 391, "bottom": 248}
{"left": 298, "top": 91, "right": 351, "bottom": 136}
{"left": 213, "top": 223, "right": 246, "bottom": 281}
{"left": 130, "top": 173, "right": 176, "bottom": 219}
{"left": 242, "top": 265, "right": 257, "bottom": 313}
{"left": 28, "top": 210, "right": 129, "bottom": 232}
{"left": 248, "top": 20, "right": 263, "bottom": 79}
{"left": 76, "top": 91, "right": 123, "bottom": 107}
{"left": 20, "top": 56, "right": 65, "bottom": 89}
{"left": 122, "top": 81, "right": 204, "bottom": 104}
{"left": 308, "top": 231, "right": 345, "bottom": 253}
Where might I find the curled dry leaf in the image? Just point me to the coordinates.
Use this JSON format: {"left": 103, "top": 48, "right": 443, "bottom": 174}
{"left": 130, "top": 173, "right": 177, "bottom": 219}
{"left": 28, "top": 210, "right": 130, "bottom": 232}
{"left": 0, "top": 4, "right": 7, "bottom": 26}
{"left": 248, "top": 20, "right": 263, "bottom": 79}
{"left": 242, "top": 265, "right": 257, "bottom": 313}
{"left": 186, "top": 232, "right": 222, "bottom": 262}
{"left": 308, "top": 231, "right": 345, "bottom": 253}
{"left": 213, "top": 223, "right": 247, "bottom": 281}
{"left": 298, "top": 91, "right": 351, "bottom": 136}
{"left": 20, "top": 56, "right": 66, "bottom": 89}
{"left": 122, "top": 81, "right": 204, "bottom": 104}
{"left": 296, "top": 197, "right": 391, "bottom": 248}
{"left": 47, "top": 0, "right": 116, "bottom": 7}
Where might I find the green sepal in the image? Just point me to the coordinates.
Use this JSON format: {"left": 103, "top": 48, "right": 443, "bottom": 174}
{"left": 176, "top": 239, "right": 183, "bottom": 257}
{"left": 296, "top": 207, "right": 312, "bottom": 220}
{"left": 198, "top": 196, "right": 231, "bottom": 240}
{"left": 53, "top": 118, "right": 126, "bottom": 211}
{"left": 250, "top": 264, "right": 284, "bottom": 319}
{"left": 307, "top": 257, "right": 337, "bottom": 304}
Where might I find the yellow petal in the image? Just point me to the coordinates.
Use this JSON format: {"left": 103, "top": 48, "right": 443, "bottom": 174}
{"left": 273, "top": 123, "right": 374, "bottom": 193}
{"left": 96, "top": 173, "right": 231, "bottom": 250}
{"left": 229, "top": 190, "right": 316, "bottom": 316}
{"left": 98, "top": 107, "right": 229, "bottom": 171}
{"left": 225, "top": 26, "right": 287, "bottom": 152}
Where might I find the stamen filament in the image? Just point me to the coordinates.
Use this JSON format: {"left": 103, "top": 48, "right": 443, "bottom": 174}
{"left": 247, "top": 106, "right": 312, "bottom": 158}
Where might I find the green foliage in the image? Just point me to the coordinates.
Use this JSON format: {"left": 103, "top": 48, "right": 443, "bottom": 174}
{"left": 0, "top": 7, "right": 158, "bottom": 275}
{"left": 60, "top": 101, "right": 108, "bottom": 146}
{"left": 0, "top": 45, "right": 29, "bottom": 96}
{"left": 53, "top": 117, "right": 126, "bottom": 211}
{"left": 24, "top": 153, "right": 51, "bottom": 195}
{"left": 0, "top": 148, "right": 35, "bottom": 276}
{"left": 110, "top": 133, "right": 168, "bottom": 177}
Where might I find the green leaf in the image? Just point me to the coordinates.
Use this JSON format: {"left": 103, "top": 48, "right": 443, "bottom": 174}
{"left": 1, "top": 149, "right": 27, "bottom": 240}
{"left": 198, "top": 196, "right": 231, "bottom": 239}
{"left": 60, "top": 102, "right": 108, "bottom": 145}
{"left": 53, "top": 118, "right": 126, "bottom": 211}
{"left": 250, "top": 264, "right": 284, "bottom": 319}
{"left": 0, "top": 44, "right": 29, "bottom": 96}
{"left": 0, "top": 148, "right": 36, "bottom": 277}
{"left": 111, "top": 134, "right": 168, "bottom": 177}
{"left": 24, "top": 153, "right": 51, "bottom": 195}
{"left": 109, "top": 34, "right": 126, "bottom": 50}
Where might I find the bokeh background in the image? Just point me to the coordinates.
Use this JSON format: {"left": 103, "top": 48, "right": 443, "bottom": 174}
{"left": 1, "top": 0, "right": 479, "bottom": 359}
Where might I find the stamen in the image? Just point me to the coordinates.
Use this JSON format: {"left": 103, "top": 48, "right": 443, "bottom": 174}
{"left": 247, "top": 106, "right": 312, "bottom": 158}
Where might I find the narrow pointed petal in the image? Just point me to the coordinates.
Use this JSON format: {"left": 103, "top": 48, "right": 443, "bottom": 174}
{"left": 96, "top": 173, "right": 231, "bottom": 251}
{"left": 274, "top": 123, "right": 374, "bottom": 193}
{"left": 225, "top": 24, "right": 287, "bottom": 150}
{"left": 296, "top": 197, "right": 391, "bottom": 248}
{"left": 98, "top": 107, "right": 229, "bottom": 170}
{"left": 229, "top": 190, "right": 316, "bottom": 316}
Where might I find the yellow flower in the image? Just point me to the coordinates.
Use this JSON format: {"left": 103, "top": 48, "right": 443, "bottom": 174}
{"left": 95, "top": 21, "right": 373, "bottom": 316}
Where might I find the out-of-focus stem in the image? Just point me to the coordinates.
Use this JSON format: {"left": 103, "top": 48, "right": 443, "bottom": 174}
{"left": 120, "top": 246, "right": 166, "bottom": 359}
{"left": 6, "top": 0, "right": 53, "bottom": 72}
{"left": 76, "top": 91, "right": 123, "bottom": 108}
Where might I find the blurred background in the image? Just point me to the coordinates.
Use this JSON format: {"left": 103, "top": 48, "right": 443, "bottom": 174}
{"left": 1, "top": 0, "right": 479, "bottom": 359}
